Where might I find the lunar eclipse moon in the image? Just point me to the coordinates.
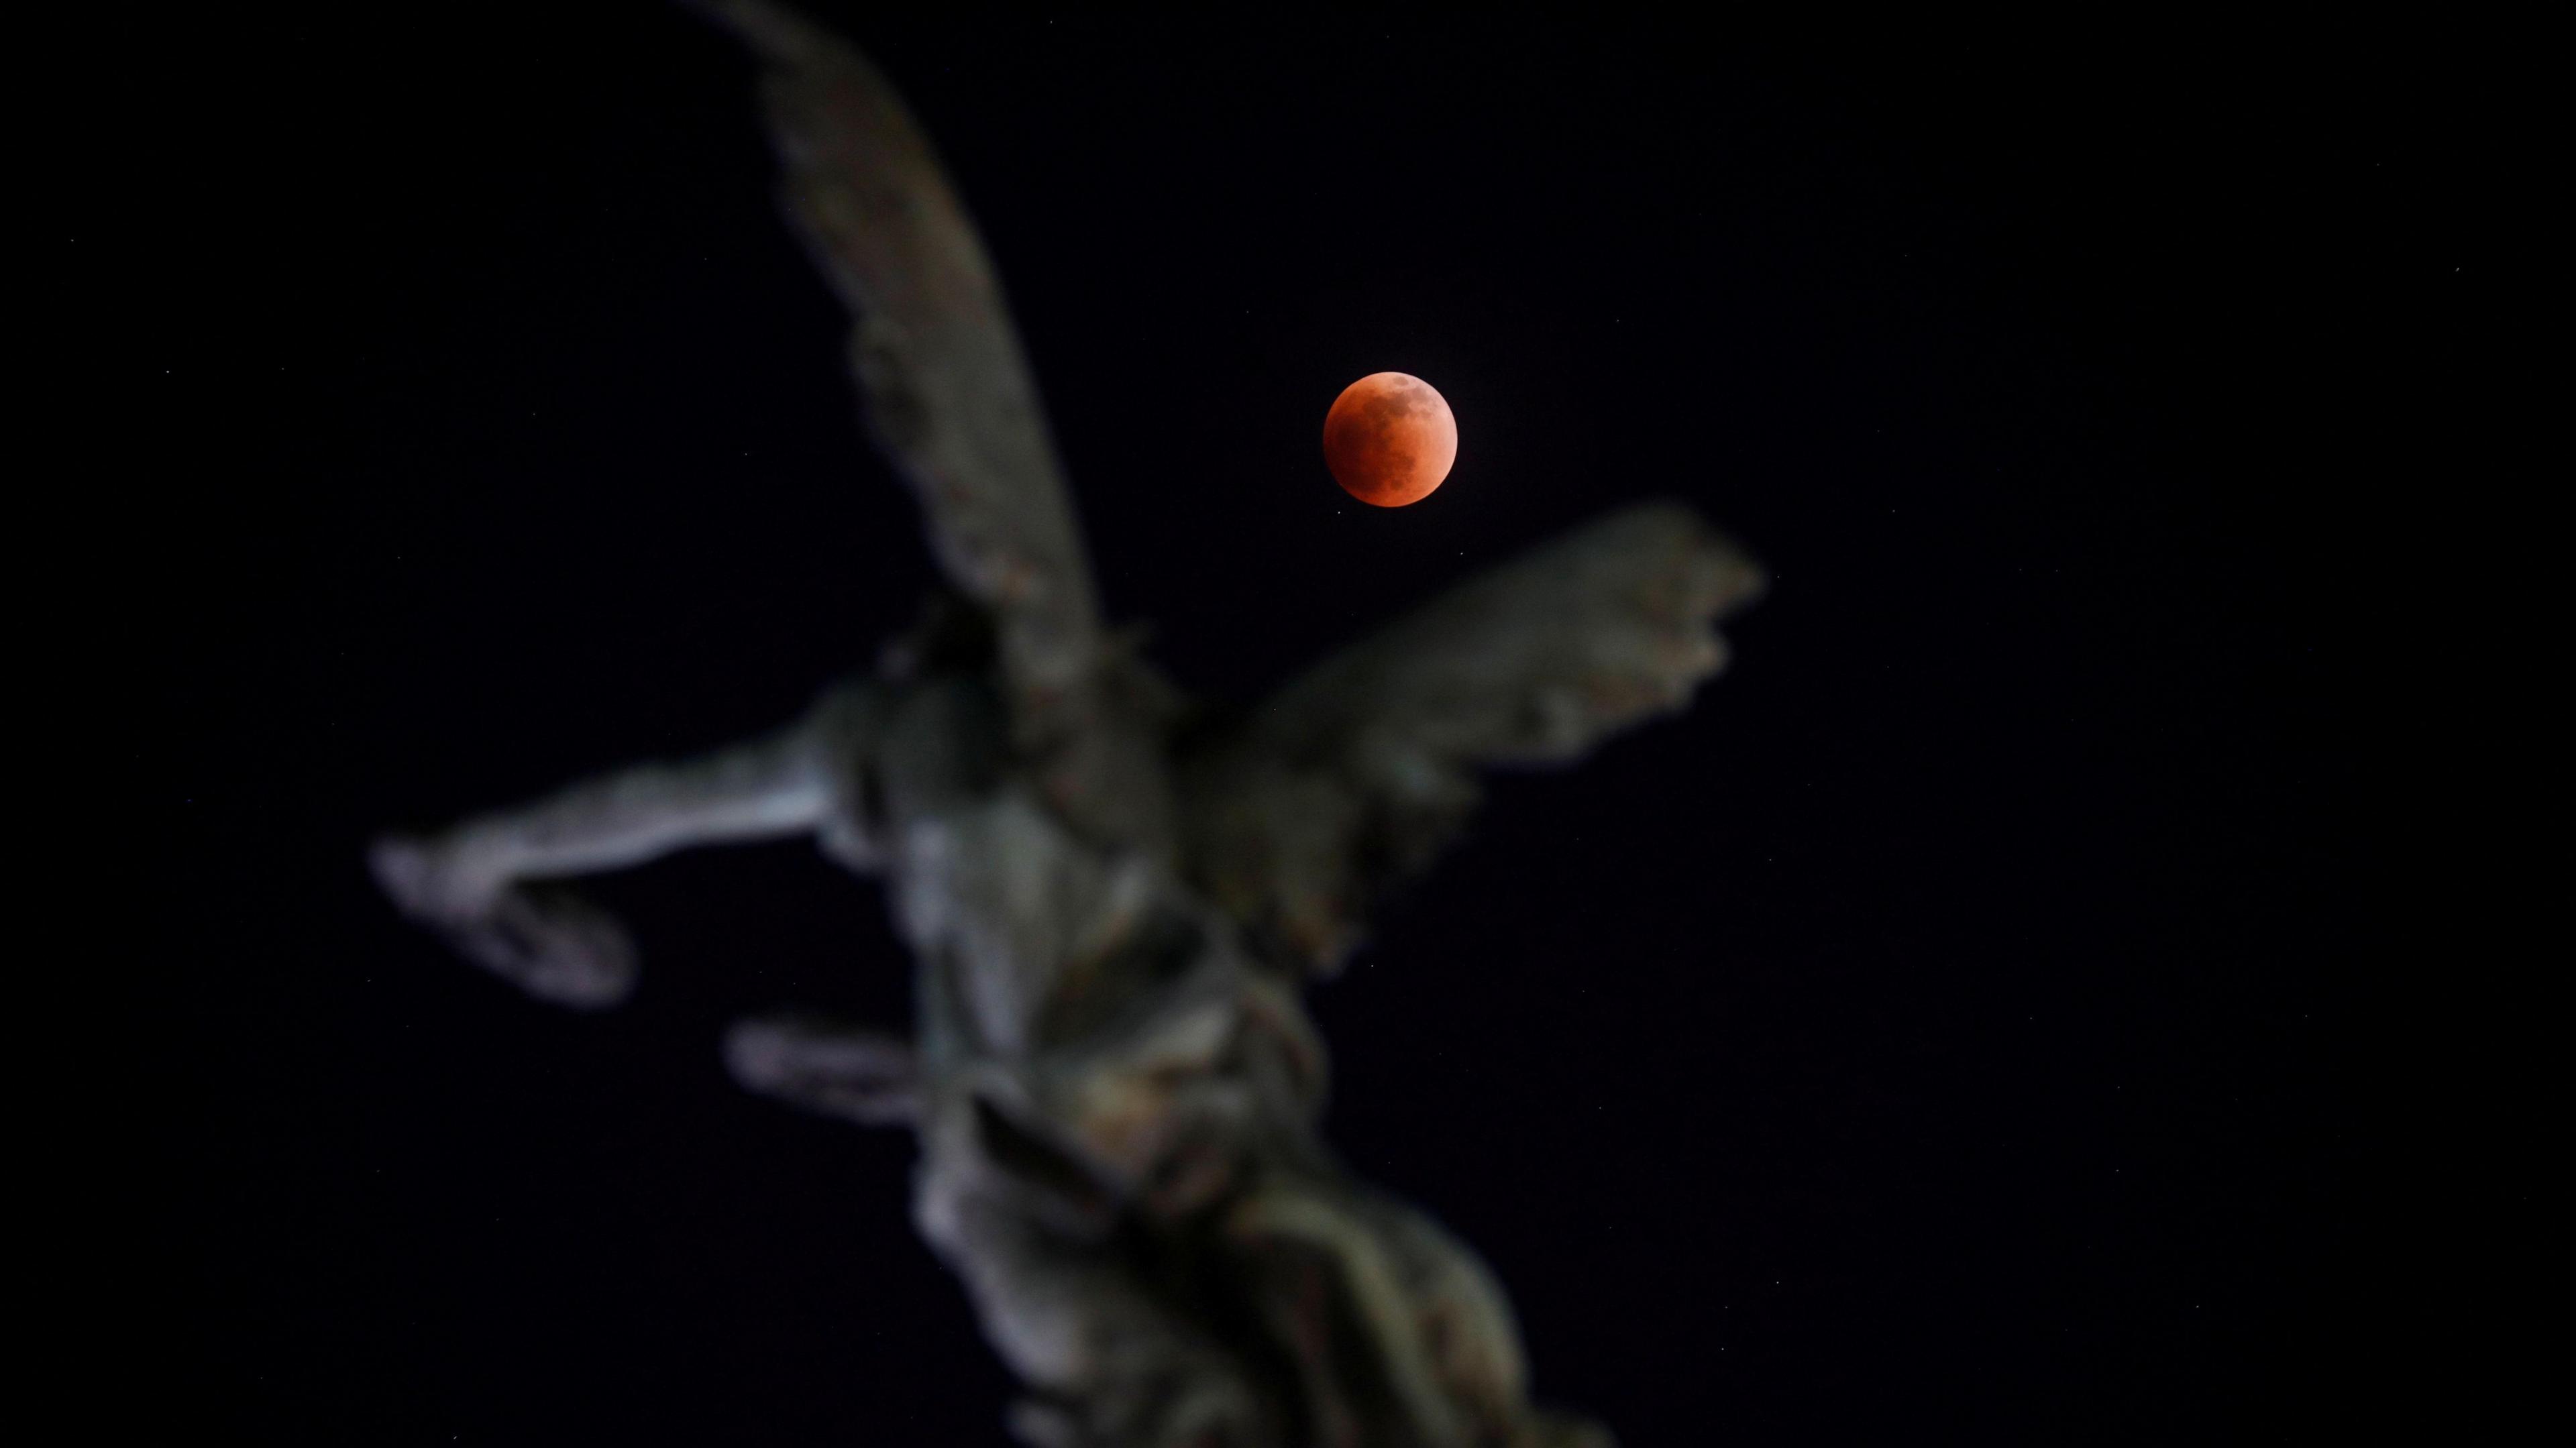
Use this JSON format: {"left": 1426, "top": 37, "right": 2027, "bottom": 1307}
{"left": 1323, "top": 372, "right": 1457, "bottom": 507}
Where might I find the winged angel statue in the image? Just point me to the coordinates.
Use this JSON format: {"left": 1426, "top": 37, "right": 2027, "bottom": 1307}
{"left": 372, "top": 4, "right": 1763, "bottom": 1443}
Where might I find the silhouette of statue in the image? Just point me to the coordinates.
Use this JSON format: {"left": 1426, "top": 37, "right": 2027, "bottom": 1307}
{"left": 372, "top": 5, "right": 1762, "bottom": 1443}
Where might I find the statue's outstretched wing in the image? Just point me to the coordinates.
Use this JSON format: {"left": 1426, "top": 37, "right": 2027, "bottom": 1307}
{"left": 705, "top": 1, "right": 1104, "bottom": 751}
{"left": 1183, "top": 502, "right": 1764, "bottom": 974}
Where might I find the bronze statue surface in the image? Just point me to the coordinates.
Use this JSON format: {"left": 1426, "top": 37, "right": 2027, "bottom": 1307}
{"left": 374, "top": 5, "right": 1762, "bottom": 1443}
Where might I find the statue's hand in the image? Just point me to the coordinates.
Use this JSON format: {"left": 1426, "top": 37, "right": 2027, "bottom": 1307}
{"left": 370, "top": 836, "right": 639, "bottom": 1009}
{"left": 722, "top": 1015, "right": 918, "bottom": 1125}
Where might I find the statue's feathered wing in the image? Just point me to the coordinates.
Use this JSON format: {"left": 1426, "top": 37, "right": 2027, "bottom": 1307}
{"left": 705, "top": 3, "right": 1116, "bottom": 775}
{"left": 1185, "top": 502, "right": 1765, "bottom": 974}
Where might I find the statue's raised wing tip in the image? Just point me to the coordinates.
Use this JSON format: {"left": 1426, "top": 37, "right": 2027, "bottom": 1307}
{"left": 697, "top": 0, "right": 1109, "bottom": 747}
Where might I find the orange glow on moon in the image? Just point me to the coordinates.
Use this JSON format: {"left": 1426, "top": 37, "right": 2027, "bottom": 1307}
{"left": 1322, "top": 372, "right": 1456, "bottom": 508}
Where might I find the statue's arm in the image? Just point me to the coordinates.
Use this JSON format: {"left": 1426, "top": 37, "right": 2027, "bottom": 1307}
{"left": 370, "top": 682, "right": 882, "bottom": 1007}
{"left": 1184, "top": 502, "right": 1764, "bottom": 973}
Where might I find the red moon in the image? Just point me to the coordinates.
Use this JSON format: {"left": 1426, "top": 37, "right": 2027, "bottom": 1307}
{"left": 1322, "top": 372, "right": 1456, "bottom": 508}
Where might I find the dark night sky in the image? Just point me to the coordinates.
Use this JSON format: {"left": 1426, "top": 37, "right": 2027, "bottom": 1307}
{"left": 115, "top": 5, "right": 2538, "bottom": 1443}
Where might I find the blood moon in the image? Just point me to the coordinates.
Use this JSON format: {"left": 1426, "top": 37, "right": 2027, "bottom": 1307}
{"left": 1322, "top": 372, "right": 1456, "bottom": 508}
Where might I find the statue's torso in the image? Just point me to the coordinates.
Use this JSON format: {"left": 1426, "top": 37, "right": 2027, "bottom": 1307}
{"left": 859, "top": 673, "right": 1326, "bottom": 1225}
